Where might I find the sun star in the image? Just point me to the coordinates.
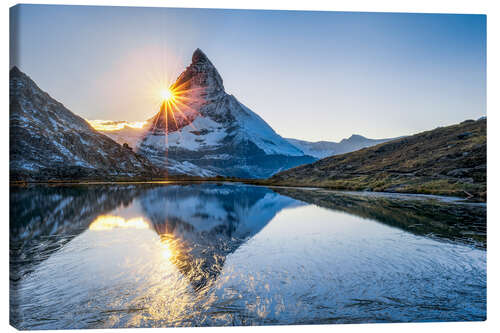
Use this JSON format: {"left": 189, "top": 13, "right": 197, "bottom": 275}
{"left": 160, "top": 88, "right": 174, "bottom": 102}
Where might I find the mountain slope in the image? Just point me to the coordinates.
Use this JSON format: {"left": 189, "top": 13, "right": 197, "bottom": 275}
{"left": 100, "top": 125, "right": 398, "bottom": 161}
{"left": 268, "top": 118, "right": 486, "bottom": 200}
{"left": 9, "top": 67, "right": 158, "bottom": 181}
{"left": 286, "top": 134, "right": 399, "bottom": 159}
{"left": 133, "top": 49, "right": 316, "bottom": 178}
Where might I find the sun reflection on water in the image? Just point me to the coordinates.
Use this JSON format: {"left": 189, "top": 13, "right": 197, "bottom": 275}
{"left": 89, "top": 215, "right": 150, "bottom": 230}
{"left": 85, "top": 213, "right": 235, "bottom": 326}
{"left": 161, "top": 240, "right": 173, "bottom": 260}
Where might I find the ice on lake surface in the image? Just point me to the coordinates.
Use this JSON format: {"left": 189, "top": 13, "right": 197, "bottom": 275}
{"left": 10, "top": 183, "right": 486, "bottom": 329}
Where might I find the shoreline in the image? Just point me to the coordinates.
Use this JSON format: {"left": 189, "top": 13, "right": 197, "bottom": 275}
{"left": 9, "top": 178, "right": 486, "bottom": 203}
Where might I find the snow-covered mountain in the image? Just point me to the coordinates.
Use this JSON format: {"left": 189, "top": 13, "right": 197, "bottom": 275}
{"left": 9, "top": 66, "right": 158, "bottom": 180}
{"left": 286, "top": 135, "right": 400, "bottom": 159}
{"left": 100, "top": 49, "right": 316, "bottom": 178}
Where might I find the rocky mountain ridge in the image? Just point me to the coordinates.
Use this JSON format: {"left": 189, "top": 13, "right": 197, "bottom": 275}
{"left": 10, "top": 66, "right": 158, "bottom": 181}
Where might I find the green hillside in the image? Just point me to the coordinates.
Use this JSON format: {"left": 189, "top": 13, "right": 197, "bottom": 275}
{"left": 267, "top": 118, "right": 486, "bottom": 201}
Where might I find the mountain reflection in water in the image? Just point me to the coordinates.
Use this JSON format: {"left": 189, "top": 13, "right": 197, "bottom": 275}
{"left": 10, "top": 183, "right": 486, "bottom": 329}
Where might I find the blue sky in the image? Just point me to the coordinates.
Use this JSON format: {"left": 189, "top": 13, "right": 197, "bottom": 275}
{"left": 10, "top": 5, "right": 486, "bottom": 141}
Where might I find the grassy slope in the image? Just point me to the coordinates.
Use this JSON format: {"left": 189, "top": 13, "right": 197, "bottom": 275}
{"left": 265, "top": 118, "right": 486, "bottom": 200}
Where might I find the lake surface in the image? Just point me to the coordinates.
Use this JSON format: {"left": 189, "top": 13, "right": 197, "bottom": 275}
{"left": 10, "top": 183, "right": 486, "bottom": 329}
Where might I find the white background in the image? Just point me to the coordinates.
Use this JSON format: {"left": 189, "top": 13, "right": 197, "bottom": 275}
{"left": 1, "top": 1, "right": 498, "bottom": 332}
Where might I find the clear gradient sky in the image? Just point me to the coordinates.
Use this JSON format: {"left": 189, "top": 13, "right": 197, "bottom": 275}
{"left": 10, "top": 4, "right": 486, "bottom": 142}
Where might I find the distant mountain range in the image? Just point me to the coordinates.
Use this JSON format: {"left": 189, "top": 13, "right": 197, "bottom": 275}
{"left": 9, "top": 49, "right": 320, "bottom": 180}
{"left": 286, "top": 135, "right": 399, "bottom": 159}
{"left": 90, "top": 49, "right": 398, "bottom": 176}
{"left": 12, "top": 49, "right": 482, "bottom": 189}
{"left": 9, "top": 49, "right": 403, "bottom": 181}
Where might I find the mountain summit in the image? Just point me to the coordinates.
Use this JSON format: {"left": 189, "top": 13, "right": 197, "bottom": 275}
{"left": 175, "top": 48, "right": 225, "bottom": 100}
{"left": 134, "top": 49, "right": 315, "bottom": 178}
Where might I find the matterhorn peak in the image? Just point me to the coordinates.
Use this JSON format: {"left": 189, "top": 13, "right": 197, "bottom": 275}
{"left": 132, "top": 48, "right": 313, "bottom": 178}
{"left": 171, "top": 48, "right": 225, "bottom": 100}
{"left": 192, "top": 48, "right": 210, "bottom": 64}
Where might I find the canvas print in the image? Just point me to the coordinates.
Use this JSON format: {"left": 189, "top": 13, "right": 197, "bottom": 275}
{"left": 9, "top": 4, "right": 486, "bottom": 330}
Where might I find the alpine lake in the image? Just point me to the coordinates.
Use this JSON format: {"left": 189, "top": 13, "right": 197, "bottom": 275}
{"left": 10, "top": 182, "right": 486, "bottom": 329}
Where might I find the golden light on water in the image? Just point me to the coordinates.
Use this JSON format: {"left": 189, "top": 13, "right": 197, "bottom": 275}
{"left": 89, "top": 215, "right": 150, "bottom": 230}
{"left": 159, "top": 233, "right": 183, "bottom": 265}
{"left": 89, "top": 215, "right": 179, "bottom": 263}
